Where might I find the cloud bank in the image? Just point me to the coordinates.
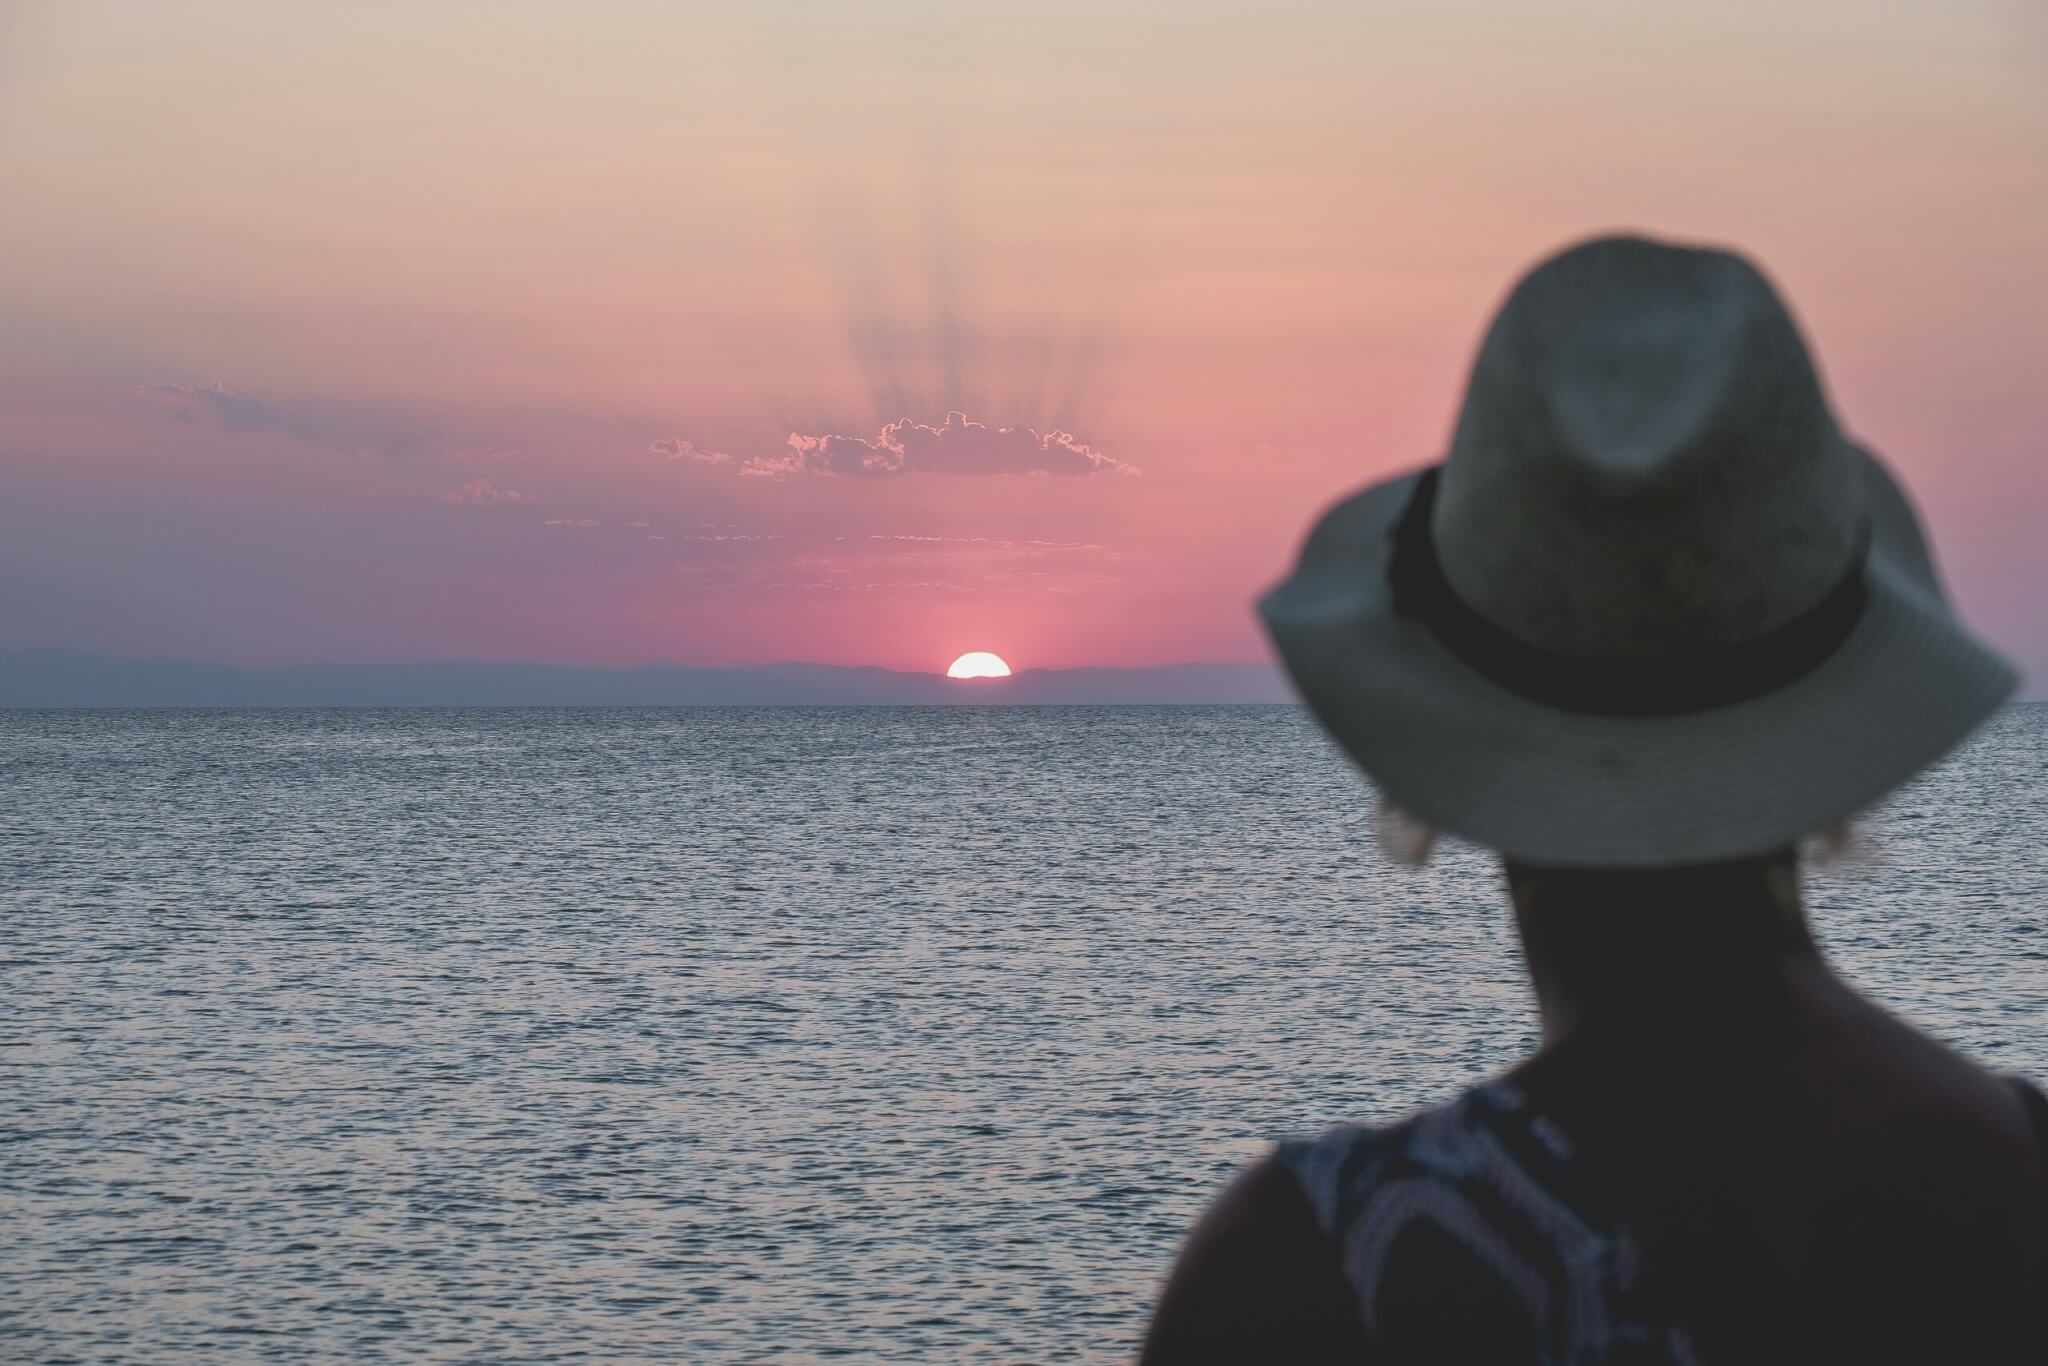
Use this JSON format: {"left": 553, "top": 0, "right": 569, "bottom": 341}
{"left": 650, "top": 436, "right": 734, "bottom": 466}
{"left": 787, "top": 412, "right": 1128, "bottom": 478}
{"left": 654, "top": 413, "right": 1128, "bottom": 480}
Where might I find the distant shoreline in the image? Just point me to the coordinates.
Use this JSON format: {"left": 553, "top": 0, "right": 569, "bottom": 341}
{"left": 15, "top": 702, "right": 2033, "bottom": 717}
{"left": 0, "top": 651, "right": 1295, "bottom": 708}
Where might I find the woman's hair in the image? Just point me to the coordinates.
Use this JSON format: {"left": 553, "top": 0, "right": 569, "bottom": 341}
{"left": 1374, "top": 789, "right": 1861, "bottom": 870}
{"left": 1373, "top": 791, "right": 1440, "bottom": 866}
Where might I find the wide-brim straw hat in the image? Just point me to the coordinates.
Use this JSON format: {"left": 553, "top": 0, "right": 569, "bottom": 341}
{"left": 1258, "top": 235, "right": 2018, "bottom": 867}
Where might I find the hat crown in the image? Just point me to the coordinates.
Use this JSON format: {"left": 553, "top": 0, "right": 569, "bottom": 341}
{"left": 1436, "top": 236, "right": 1863, "bottom": 659}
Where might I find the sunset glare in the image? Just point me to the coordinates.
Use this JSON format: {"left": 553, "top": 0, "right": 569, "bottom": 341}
{"left": 947, "top": 652, "right": 1013, "bottom": 679}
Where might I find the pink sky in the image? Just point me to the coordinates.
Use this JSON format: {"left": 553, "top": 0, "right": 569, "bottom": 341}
{"left": 2, "top": 2, "right": 2044, "bottom": 687}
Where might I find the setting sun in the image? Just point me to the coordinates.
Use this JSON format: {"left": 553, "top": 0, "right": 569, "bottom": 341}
{"left": 946, "top": 651, "right": 1013, "bottom": 679}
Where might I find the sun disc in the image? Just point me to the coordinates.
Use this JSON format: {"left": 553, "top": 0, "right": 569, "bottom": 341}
{"left": 946, "top": 651, "right": 1012, "bottom": 679}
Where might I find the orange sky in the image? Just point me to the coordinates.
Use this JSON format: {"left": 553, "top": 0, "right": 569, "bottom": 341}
{"left": 2, "top": 1, "right": 2043, "bottom": 686}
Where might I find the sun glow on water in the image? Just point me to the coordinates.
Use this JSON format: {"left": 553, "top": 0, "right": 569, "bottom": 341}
{"left": 946, "top": 651, "right": 1012, "bottom": 679}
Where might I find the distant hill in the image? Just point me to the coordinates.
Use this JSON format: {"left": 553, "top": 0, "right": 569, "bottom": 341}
{"left": 0, "top": 650, "right": 1296, "bottom": 707}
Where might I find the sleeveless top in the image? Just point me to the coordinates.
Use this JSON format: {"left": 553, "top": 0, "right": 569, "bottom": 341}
{"left": 1275, "top": 1078, "right": 2048, "bottom": 1365}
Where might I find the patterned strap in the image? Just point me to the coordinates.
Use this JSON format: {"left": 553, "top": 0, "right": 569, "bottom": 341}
{"left": 1275, "top": 1087, "right": 1699, "bottom": 1364}
{"left": 1282, "top": 1081, "right": 2045, "bottom": 1362}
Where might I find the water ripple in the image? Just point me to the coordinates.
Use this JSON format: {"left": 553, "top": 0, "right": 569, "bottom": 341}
{"left": 1, "top": 705, "right": 2042, "bottom": 1361}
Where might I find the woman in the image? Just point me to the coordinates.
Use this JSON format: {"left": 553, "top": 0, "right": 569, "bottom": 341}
{"left": 1140, "top": 237, "right": 2048, "bottom": 1364}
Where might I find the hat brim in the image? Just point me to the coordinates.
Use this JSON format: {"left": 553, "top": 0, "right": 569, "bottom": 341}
{"left": 1257, "top": 446, "right": 2019, "bottom": 867}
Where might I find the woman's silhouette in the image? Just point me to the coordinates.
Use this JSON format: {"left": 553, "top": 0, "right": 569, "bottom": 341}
{"left": 1140, "top": 237, "right": 2048, "bottom": 1364}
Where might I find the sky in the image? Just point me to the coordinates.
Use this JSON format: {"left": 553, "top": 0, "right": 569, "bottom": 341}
{"left": 2, "top": 0, "right": 2043, "bottom": 684}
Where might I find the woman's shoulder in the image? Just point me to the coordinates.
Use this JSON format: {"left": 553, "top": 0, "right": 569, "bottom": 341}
{"left": 2011, "top": 1075, "right": 2048, "bottom": 1151}
{"left": 1137, "top": 1146, "right": 1370, "bottom": 1363}
{"left": 1136, "top": 1089, "right": 1525, "bottom": 1363}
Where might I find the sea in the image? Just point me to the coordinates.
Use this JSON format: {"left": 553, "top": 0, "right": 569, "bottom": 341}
{"left": 3, "top": 705, "right": 2044, "bottom": 1362}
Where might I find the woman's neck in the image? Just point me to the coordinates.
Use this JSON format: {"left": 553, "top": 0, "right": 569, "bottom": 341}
{"left": 1504, "top": 853, "right": 1822, "bottom": 1046}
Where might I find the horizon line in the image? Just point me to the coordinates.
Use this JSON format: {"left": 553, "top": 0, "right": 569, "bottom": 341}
{"left": 3, "top": 647, "right": 1282, "bottom": 677}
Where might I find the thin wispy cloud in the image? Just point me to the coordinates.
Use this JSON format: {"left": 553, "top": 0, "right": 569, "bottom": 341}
{"left": 441, "top": 479, "right": 531, "bottom": 505}
{"left": 667, "top": 555, "right": 1113, "bottom": 597}
{"left": 855, "top": 533, "right": 1104, "bottom": 550}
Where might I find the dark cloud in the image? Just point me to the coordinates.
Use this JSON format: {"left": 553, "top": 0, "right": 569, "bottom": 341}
{"left": 782, "top": 412, "right": 1129, "bottom": 478}
{"left": 139, "top": 380, "right": 288, "bottom": 434}
{"left": 138, "top": 380, "right": 440, "bottom": 461}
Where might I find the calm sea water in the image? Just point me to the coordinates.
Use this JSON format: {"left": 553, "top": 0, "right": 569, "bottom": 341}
{"left": 3, "top": 705, "right": 2044, "bottom": 1362}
